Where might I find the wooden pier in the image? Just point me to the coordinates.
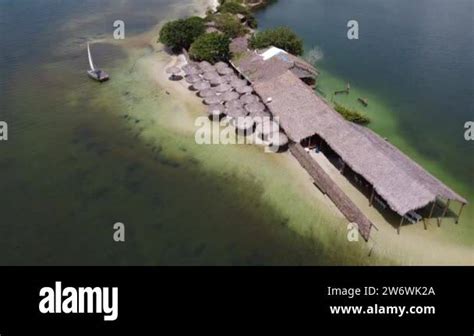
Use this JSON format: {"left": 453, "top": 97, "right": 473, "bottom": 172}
{"left": 290, "top": 143, "right": 374, "bottom": 240}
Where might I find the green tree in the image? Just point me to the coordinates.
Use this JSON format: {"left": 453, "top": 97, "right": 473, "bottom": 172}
{"left": 189, "top": 33, "right": 231, "bottom": 63}
{"left": 214, "top": 13, "right": 247, "bottom": 38}
{"left": 249, "top": 26, "right": 303, "bottom": 55}
{"left": 217, "top": 1, "right": 258, "bottom": 29}
{"left": 159, "top": 17, "right": 205, "bottom": 52}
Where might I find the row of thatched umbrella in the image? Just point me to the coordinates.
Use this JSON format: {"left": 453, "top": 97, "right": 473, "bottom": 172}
{"left": 183, "top": 62, "right": 288, "bottom": 150}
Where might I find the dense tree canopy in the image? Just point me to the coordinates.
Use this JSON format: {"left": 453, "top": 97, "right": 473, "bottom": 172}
{"left": 249, "top": 26, "right": 304, "bottom": 55}
{"left": 159, "top": 17, "right": 206, "bottom": 51}
{"left": 214, "top": 13, "right": 248, "bottom": 38}
{"left": 189, "top": 33, "right": 231, "bottom": 64}
{"left": 217, "top": 1, "right": 257, "bottom": 28}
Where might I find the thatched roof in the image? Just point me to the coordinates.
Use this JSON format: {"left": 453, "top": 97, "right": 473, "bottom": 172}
{"left": 208, "top": 104, "right": 225, "bottom": 118}
{"left": 199, "top": 88, "right": 217, "bottom": 98}
{"left": 223, "top": 74, "right": 239, "bottom": 83}
{"left": 244, "top": 102, "right": 265, "bottom": 114}
{"left": 215, "top": 83, "right": 233, "bottom": 93}
{"left": 210, "top": 76, "right": 226, "bottom": 86}
{"left": 236, "top": 85, "right": 253, "bottom": 95}
{"left": 214, "top": 61, "right": 229, "bottom": 69}
{"left": 230, "top": 79, "right": 248, "bottom": 88}
{"left": 253, "top": 70, "right": 467, "bottom": 215}
{"left": 217, "top": 67, "right": 234, "bottom": 75}
{"left": 232, "top": 46, "right": 318, "bottom": 83}
{"left": 268, "top": 131, "right": 289, "bottom": 147}
{"left": 203, "top": 71, "right": 218, "bottom": 81}
{"left": 230, "top": 37, "right": 249, "bottom": 55}
{"left": 185, "top": 74, "right": 201, "bottom": 84}
{"left": 203, "top": 95, "right": 222, "bottom": 105}
{"left": 182, "top": 64, "right": 201, "bottom": 75}
{"left": 226, "top": 106, "right": 248, "bottom": 119}
{"left": 193, "top": 80, "right": 210, "bottom": 91}
{"left": 225, "top": 99, "right": 244, "bottom": 109}
{"left": 240, "top": 94, "right": 259, "bottom": 105}
{"left": 221, "top": 91, "right": 240, "bottom": 102}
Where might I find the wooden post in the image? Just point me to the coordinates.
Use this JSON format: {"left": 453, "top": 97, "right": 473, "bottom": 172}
{"left": 455, "top": 203, "right": 465, "bottom": 224}
{"left": 369, "top": 187, "right": 375, "bottom": 207}
{"left": 438, "top": 199, "right": 450, "bottom": 227}
{"left": 340, "top": 162, "right": 346, "bottom": 174}
{"left": 398, "top": 216, "right": 404, "bottom": 235}
{"left": 428, "top": 201, "right": 436, "bottom": 224}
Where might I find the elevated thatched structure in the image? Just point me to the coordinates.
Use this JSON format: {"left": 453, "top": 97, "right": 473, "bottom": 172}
{"left": 253, "top": 70, "right": 467, "bottom": 217}
{"left": 232, "top": 46, "right": 318, "bottom": 84}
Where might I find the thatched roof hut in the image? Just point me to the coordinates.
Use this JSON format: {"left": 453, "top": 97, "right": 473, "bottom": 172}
{"left": 230, "top": 79, "right": 248, "bottom": 88}
{"left": 226, "top": 106, "right": 248, "bottom": 119}
{"left": 193, "top": 80, "right": 211, "bottom": 91}
{"left": 221, "top": 90, "right": 240, "bottom": 102}
{"left": 199, "top": 88, "right": 217, "bottom": 98}
{"left": 199, "top": 61, "right": 213, "bottom": 71}
{"left": 185, "top": 74, "right": 202, "bottom": 84}
{"left": 225, "top": 99, "right": 244, "bottom": 109}
{"left": 208, "top": 104, "right": 225, "bottom": 119}
{"left": 210, "top": 76, "right": 226, "bottom": 86}
{"left": 267, "top": 131, "right": 289, "bottom": 149}
{"left": 236, "top": 85, "right": 253, "bottom": 95}
{"left": 214, "top": 61, "right": 229, "bottom": 69}
{"left": 182, "top": 64, "right": 201, "bottom": 75}
{"left": 217, "top": 66, "right": 234, "bottom": 75}
{"left": 203, "top": 71, "right": 218, "bottom": 81}
{"left": 253, "top": 70, "right": 467, "bottom": 215}
{"left": 244, "top": 102, "right": 266, "bottom": 114}
{"left": 204, "top": 95, "right": 222, "bottom": 105}
{"left": 215, "top": 83, "right": 233, "bottom": 93}
{"left": 240, "top": 94, "right": 259, "bottom": 105}
{"left": 222, "top": 74, "right": 239, "bottom": 83}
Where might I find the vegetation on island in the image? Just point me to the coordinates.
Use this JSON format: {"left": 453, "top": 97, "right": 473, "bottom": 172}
{"left": 213, "top": 13, "right": 248, "bottom": 38}
{"left": 216, "top": 0, "right": 258, "bottom": 28}
{"left": 334, "top": 103, "right": 371, "bottom": 125}
{"left": 249, "top": 26, "right": 304, "bottom": 55}
{"left": 189, "top": 32, "right": 231, "bottom": 63}
{"left": 158, "top": 16, "right": 205, "bottom": 52}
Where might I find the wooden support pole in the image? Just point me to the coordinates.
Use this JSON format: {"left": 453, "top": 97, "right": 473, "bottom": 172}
{"left": 398, "top": 216, "right": 404, "bottom": 235}
{"left": 438, "top": 199, "right": 451, "bottom": 227}
{"left": 455, "top": 203, "right": 465, "bottom": 224}
{"left": 340, "top": 162, "right": 346, "bottom": 174}
{"left": 369, "top": 187, "right": 375, "bottom": 207}
{"left": 428, "top": 201, "right": 436, "bottom": 224}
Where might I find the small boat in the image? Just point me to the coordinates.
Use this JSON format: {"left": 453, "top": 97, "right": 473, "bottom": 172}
{"left": 358, "top": 97, "right": 368, "bottom": 107}
{"left": 87, "top": 43, "right": 109, "bottom": 82}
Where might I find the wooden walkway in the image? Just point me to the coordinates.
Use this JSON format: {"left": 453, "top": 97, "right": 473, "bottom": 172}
{"left": 289, "top": 143, "right": 373, "bottom": 240}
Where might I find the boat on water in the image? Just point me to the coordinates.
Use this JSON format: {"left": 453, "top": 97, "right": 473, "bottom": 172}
{"left": 87, "top": 42, "right": 109, "bottom": 82}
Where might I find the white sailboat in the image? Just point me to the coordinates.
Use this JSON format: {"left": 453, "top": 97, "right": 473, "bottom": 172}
{"left": 87, "top": 42, "right": 109, "bottom": 82}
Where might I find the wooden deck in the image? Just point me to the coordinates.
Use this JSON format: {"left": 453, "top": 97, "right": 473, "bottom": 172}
{"left": 289, "top": 143, "right": 373, "bottom": 240}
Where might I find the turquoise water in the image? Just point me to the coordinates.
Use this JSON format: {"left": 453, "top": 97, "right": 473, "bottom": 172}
{"left": 255, "top": 0, "right": 474, "bottom": 236}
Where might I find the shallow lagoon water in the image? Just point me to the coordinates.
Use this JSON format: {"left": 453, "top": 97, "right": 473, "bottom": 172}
{"left": 0, "top": 0, "right": 382, "bottom": 265}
